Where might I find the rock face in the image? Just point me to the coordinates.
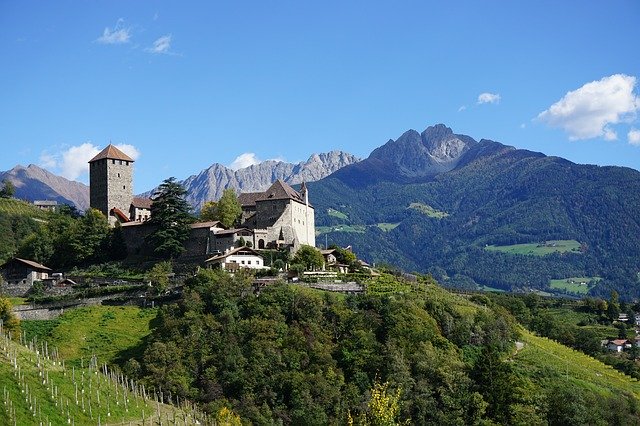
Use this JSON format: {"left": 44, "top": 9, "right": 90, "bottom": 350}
{"left": 332, "top": 124, "right": 477, "bottom": 186}
{"left": 146, "top": 151, "right": 360, "bottom": 211}
{"left": 0, "top": 164, "right": 90, "bottom": 210}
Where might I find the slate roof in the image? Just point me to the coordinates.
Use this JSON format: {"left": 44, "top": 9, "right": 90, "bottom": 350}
{"left": 256, "top": 179, "right": 304, "bottom": 203}
{"left": 89, "top": 144, "right": 134, "bottom": 163}
{"left": 4, "top": 258, "right": 52, "bottom": 271}
{"left": 190, "top": 221, "right": 225, "bottom": 229}
{"left": 238, "top": 192, "right": 264, "bottom": 207}
{"left": 131, "top": 197, "right": 152, "bottom": 209}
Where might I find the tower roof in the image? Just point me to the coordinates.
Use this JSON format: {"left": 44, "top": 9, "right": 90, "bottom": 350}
{"left": 257, "top": 179, "right": 303, "bottom": 202}
{"left": 88, "top": 144, "right": 134, "bottom": 163}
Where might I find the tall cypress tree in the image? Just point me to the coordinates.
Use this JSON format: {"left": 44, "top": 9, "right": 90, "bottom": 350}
{"left": 147, "top": 177, "right": 193, "bottom": 259}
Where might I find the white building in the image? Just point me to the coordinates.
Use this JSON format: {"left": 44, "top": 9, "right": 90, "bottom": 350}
{"left": 205, "top": 246, "right": 267, "bottom": 271}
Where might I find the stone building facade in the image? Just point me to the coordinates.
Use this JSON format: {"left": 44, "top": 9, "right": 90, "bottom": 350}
{"left": 89, "top": 144, "right": 135, "bottom": 226}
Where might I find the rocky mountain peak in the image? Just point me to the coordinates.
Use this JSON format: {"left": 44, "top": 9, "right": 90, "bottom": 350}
{"left": 365, "top": 124, "right": 477, "bottom": 180}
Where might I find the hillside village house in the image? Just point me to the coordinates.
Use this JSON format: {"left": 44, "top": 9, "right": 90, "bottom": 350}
{"left": 0, "top": 258, "right": 52, "bottom": 296}
{"left": 205, "top": 246, "right": 268, "bottom": 271}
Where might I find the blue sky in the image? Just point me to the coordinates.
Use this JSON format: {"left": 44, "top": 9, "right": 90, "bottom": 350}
{"left": 1, "top": 1, "right": 639, "bottom": 193}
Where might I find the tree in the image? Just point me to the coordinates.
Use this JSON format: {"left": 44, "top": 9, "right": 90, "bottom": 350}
{"left": 215, "top": 188, "right": 242, "bottom": 228}
{"left": 147, "top": 177, "right": 194, "bottom": 259}
{"left": 200, "top": 201, "right": 218, "bottom": 222}
{"left": 291, "top": 245, "right": 324, "bottom": 271}
{"left": 0, "top": 179, "right": 15, "bottom": 198}
{"left": 147, "top": 261, "right": 173, "bottom": 294}
{"left": 0, "top": 297, "right": 20, "bottom": 336}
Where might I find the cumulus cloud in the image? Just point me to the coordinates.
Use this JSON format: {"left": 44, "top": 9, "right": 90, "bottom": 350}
{"left": 229, "top": 153, "right": 261, "bottom": 170}
{"left": 537, "top": 74, "right": 640, "bottom": 140}
{"left": 629, "top": 128, "right": 640, "bottom": 146}
{"left": 148, "top": 34, "right": 172, "bottom": 54}
{"left": 477, "top": 92, "right": 501, "bottom": 104}
{"left": 39, "top": 142, "right": 141, "bottom": 181}
{"left": 96, "top": 19, "right": 131, "bottom": 44}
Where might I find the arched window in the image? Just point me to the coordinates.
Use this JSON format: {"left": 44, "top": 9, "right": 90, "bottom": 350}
{"left": 258, "top": 239, "right": 265, "bottom": 249}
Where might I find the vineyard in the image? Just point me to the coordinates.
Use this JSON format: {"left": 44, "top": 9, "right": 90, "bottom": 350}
{"left": 515, "top": 329, "right": 640, "bottom": 397}
{"left": 0, "top": 321, "right": 210, "bottom": 425}
{"left": 0, "top": 198, "right": 47, "bottom": 218}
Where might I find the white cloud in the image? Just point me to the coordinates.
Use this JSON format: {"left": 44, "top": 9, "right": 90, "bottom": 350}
{"left": 477, "top": 92, "right": 501, "bottom": 104}
{"left": 59, "top": 143, "right": 101, "bottom": 180}
{"left": 458, "top": 105, "right": 467, "bottom": 112}
{"left": 629, "top": 128, "right": 640, "bottom": 146}
{"left": 115, "top": 143, "right": 141, "bottom": 160}
{"left": 537, "top": 74, "right": 640, "bottom": 140}
{"left": 97, "top": 19, "right": 131, "bottom": 45}
{"left": 39, "top": 152, "right": 58, "bottom": 169}
{"left": 148, "top": 34, "right": 172, "bottom": 54}
{"left": 603, "top": 127, "right": 618, "bottom": 141}
{"left": 229, "top": 153, "right": 261, "bottom": 170}
{"left": 40, "top": 142, "right": 141, "bottom": 181}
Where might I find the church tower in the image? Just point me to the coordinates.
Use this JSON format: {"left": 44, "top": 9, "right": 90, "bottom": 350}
{"left": 88, "top": 144, "right": 134, "bottom": 226}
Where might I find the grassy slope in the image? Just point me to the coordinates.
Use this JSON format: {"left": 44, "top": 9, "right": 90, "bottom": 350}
{"left": 407, "top": 202, "right": 449, "bottom": 218}
{"left": 0, "top": 333, "right": 198, "bottom": 425}
{"left": 516, "top": 329, "right": 640, "bottom": 397}
{"left": 485, "top": 239, "right": 581, "bottom": 256}
{"left": 0, "top": 198, "right": 48, "bottom": 218}
{"left": 21, "top": 306, "right": 158, "bottom": 367}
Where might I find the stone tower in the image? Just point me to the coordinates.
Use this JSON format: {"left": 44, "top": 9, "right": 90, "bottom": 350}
{"left": 88, "top": 144, "right": 134, "bottom": 226}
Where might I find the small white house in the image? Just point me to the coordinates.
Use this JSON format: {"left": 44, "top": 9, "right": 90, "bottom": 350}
{"left": 606, "top": 339, "right": 628, "bottom": 352}
{"left": 205, "top": 246, "right": 267, "bottom": 271}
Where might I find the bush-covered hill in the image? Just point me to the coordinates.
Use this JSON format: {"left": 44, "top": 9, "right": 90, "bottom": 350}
{"left": 0, "top": 198, "right": 46, "bottom": 264}
{"left": 309, "top": 138, "right": 640, "bottom": 299}
{"left": 119, "top": 270, "right": 640, "bottom": 424}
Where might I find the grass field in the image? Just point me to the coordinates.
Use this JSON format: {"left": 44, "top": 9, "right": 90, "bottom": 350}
{"left": 327, "top": 208, "right": 348, "bottom": 220}
{"left": 515, "top": 329, "right": 640, "bottom": 397}
{"left": 549, "top": 277, "right": 599, "bottom": 294}
{"left": 485, "top": 239, "right": 582, "bottom": 256}
{"left": 316, "top": 224, "right": 367, "bottom": 235}
{"left": 407, "top": 202, "right": 449, "bottom": 218}
{"left": 376, "top": 222, "right": 400, "bottom": 232}
{"left": 21, "top": 306, "right": 158, "bottom": 367}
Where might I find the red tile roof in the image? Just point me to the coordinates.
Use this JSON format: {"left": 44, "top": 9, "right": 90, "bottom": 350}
{"left": 110, "top": 207, "right": 131, "bottom": 222}
{"left": 89, "top": 144, "right": 134, "bottom": 163}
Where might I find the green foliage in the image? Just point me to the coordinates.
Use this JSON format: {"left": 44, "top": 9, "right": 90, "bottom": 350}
{"left": 148, "top": 177, "right": 194, "bottom": 259}
{"left": 0, "top": 179, "right": 16, "bottom": 198}
{"left": 0, "top": 296, "right": 20, "bottom": 335}
{"left": 0, "top": 198, "right": 45, "bottom": 264}
{"left": 147, "top": 261, "right": 173, "bottom": 294}
{"left": 200, "top": 200, "right": 218, "bottom": 222}
{"left": 215, "top": 188, "right": 242, "bottom": 228}
{"left": 407, "top": 202, "right": 448, "bottom": 218}
{"left": 291, "top": 244, "right": 324, "bottom": 271}
{"left": 15, "top": 207, "right": 115, "bottom": 269}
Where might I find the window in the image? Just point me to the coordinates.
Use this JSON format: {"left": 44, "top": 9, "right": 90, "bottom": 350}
{"left": 117, "top": 173, "right": 120, "bottom": 178}
{"left": 241, "top": 260, "right": 245, "bottom": 264}
{"left": 248, "top": 260, "right": 252, "bottom": 265}
{"left": 119, "top": 160, "right": 123, "bottom": 165}
{"left": 112, "top": 159, "right": 116, "bottom": 164}
{"left": 123, "top": 185, "right": 126, "bottom": 189}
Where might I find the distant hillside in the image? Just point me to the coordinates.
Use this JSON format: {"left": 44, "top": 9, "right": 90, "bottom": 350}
{"left": 143, "top": 150, "right": 360, "bottom": 211}
{"left": 0, "top": 164, "right": 89, "bottom": 210}
{"left": 310, "top": 124, "right": 640, "bottom": 298}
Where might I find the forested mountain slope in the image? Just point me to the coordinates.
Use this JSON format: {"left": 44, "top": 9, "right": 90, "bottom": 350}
{"left": 310, "top": 125, "right": 640, "bottom": 298}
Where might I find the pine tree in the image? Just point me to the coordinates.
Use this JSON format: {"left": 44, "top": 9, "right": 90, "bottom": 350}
{"left": 147, "top": 177, "right": 194, "bottom": 259}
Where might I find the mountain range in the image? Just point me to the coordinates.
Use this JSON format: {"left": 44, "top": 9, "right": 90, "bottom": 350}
{"left": 0, "top": 151, "right": 360, "bottom": 212}
{"left": 309, "top": 124, "right": 640, "bottom": 298}
{"left": 3, "top": 124, "right": 640, "bottom": 298}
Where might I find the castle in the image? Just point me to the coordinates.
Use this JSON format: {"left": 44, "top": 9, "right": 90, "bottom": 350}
{"left": 89, "top": 144, "right": 315, "bottom": 260}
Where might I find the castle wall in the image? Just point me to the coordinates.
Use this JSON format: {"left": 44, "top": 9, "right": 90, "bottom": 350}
{"left": 255, "top": 199, "right": 290, "bottom": 229}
